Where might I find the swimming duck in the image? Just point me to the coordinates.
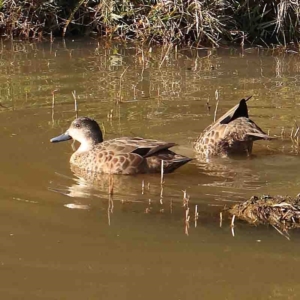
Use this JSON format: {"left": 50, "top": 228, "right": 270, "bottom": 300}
{"left": 194, "top": 96, "right": 273, "bottom": 158}
{"left": 50, "top": 117, "right": 192, "bottom": 175}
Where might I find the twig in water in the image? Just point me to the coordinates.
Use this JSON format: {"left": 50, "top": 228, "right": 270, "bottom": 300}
{"left": 280, "top": 127, "right": 285, "bottom": 138}
{"left": 159, "top": 43, "right": 172, "bottom": 69}
{"left": 72, "top": 90, "right": 78, "bottom": 118}
{"left": 50, "top": 31, "right": 53, "bottom": 43}
{"left": 51, "top": 89, "right": 58, "bottom": 125}
{"left": 220, "top": 212, "right": 223, "bottom": 227}
{"left": 52, "top": 89, "right": 57, "bottom": 110}
{"left": 290, "top": 127, "right": 294, "bottom": 139}
{"left": 231, "top": 226, "right": 235, "bottom": 237}
{"left": 294, "top": 122, "right": 299, "bottom": 139}
{"left": 182, "top": 190, "right": 190, "bottom": 207}
{"left": 141, "top": 180, "right": 145, "bottom": 195}
{"left": 213, "top": 89, "right": 219, "bottom": 122}
{"left": 194, "top": 205, "right": 198, "bottom": 227}
{"left": 108, "top": 192, "right": 114, "bottom": 226}
{"left": 118, "top": 66, "right": 129, "bottom": 103}
{"left": 272, "top": 225, "right": 290, "bottom": 240}
{"left": 160, "top": 160, "right": 164, "bottom": 185}
{"left": 231, "top": 215, "right": 235, "bottom": 227}
{"left": 159, "top": 160, "right": 164, "bottom": 204}
{"left": 107, "top": 109, "right": 113, "bottom": 121}
{"left": 185, "top": 208, "right": 190, "bottom": 236}
{"left": 71, "top": 90, "right": 78, "bottom": 150}
{"left": 145, "top": 199, "right": 152, "bottom": 214}
{"left": 240, "top": 31, "right": 245, "bottom": 55}
{"left": 160, "top": 185, "right": 163, "bottom": 205}
{"left": 231, "top": 215, "right": 235, "bottom": 237}
{"left": 294, "top": 127, "right": 299, "bottom": 139}
{"left": 108, "top": 174, "right": 114, "bottom": 196}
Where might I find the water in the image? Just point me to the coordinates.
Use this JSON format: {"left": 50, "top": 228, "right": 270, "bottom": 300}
{"left": 1, "top": 40, "right": 300, "bottom": 299}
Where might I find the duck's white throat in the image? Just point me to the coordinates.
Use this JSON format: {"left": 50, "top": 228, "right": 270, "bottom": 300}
{"left": 77, "top": 142, "right": 94, "bottom": 153}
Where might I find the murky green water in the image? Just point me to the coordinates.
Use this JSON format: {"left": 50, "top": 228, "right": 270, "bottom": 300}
{"left": 1, "top": 40, "right": 300, "bottom": 299}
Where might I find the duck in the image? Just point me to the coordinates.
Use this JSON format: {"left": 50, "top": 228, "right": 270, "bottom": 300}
{"left": 50, "top": 117, "right": 192, "bottom": 175}
{"left": 194, "top": 96, "right": 273, "bottom": 158}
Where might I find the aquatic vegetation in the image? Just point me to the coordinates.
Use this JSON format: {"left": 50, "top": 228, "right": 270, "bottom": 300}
{"left": 228, "top": 194, "right": 300, "bottom": 233}
{"left": 0, "top": 1, "right": 300, "bottom": 47}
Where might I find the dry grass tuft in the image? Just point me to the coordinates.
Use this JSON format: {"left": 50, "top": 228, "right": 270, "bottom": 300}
{"left": 0, "top": 1, "right": 299, "bottom": 47}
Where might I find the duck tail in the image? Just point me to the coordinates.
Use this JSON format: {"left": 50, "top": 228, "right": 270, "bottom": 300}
{"left": 246, "top": 132, "right": 276, "bottom": 141}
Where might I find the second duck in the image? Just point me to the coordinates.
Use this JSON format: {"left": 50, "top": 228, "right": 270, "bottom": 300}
{"left": 194, "top": 96, "right": 274, "bottom": 158}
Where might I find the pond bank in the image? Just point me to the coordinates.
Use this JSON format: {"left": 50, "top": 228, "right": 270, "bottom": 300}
{"left": 1, "top": 0, "right": 299, "bottom": 47}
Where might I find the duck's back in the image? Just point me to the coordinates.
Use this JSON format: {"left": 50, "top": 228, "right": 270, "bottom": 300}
{"left": 194, "top": 117, "right": 270, "bottom": 158}
{"left": 70, "top": 137, "right": 191, "bottom": 174}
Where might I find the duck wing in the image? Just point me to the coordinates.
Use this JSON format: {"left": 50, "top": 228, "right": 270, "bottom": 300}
{"left": 225, "top": 118, "right": 274, "bottom": 141}
{"left": 97, "top": 137, "right": 190, "bottom": 174}
{"left": 100, "top": 137, "right": 177, "bottom": 157}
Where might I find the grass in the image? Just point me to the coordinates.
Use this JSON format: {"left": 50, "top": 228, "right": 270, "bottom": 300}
{"left": 0, "top": 0, "right": 300, "bottom": 47}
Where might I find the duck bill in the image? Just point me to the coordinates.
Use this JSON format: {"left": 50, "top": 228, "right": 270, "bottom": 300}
{"left": 50, "top": 132, "right": 72, "bottom": 143}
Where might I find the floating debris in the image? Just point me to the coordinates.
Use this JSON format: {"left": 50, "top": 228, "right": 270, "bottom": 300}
{"left": 228, "top": 194, "right": 300, "bottom": 232}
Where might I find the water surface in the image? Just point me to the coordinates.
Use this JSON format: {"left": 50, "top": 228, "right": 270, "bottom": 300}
{"left": 0, "top": 41, "right": 300, "bottom": 299}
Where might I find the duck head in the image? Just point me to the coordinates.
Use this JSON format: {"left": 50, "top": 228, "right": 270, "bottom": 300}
{"left": 50, "top": 117, "right": 103, "bottom": 150}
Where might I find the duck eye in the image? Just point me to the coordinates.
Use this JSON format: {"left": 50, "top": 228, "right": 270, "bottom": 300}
{"left": 75, "top": 123, "right": 81, "bottom": 128}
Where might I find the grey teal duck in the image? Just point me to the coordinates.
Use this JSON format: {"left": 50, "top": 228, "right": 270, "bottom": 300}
{"left": 51, "top": 117, "right": 192, "bottom": 175}
{"left": 194, "top": 96, "right": 273, "bottom": 158}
